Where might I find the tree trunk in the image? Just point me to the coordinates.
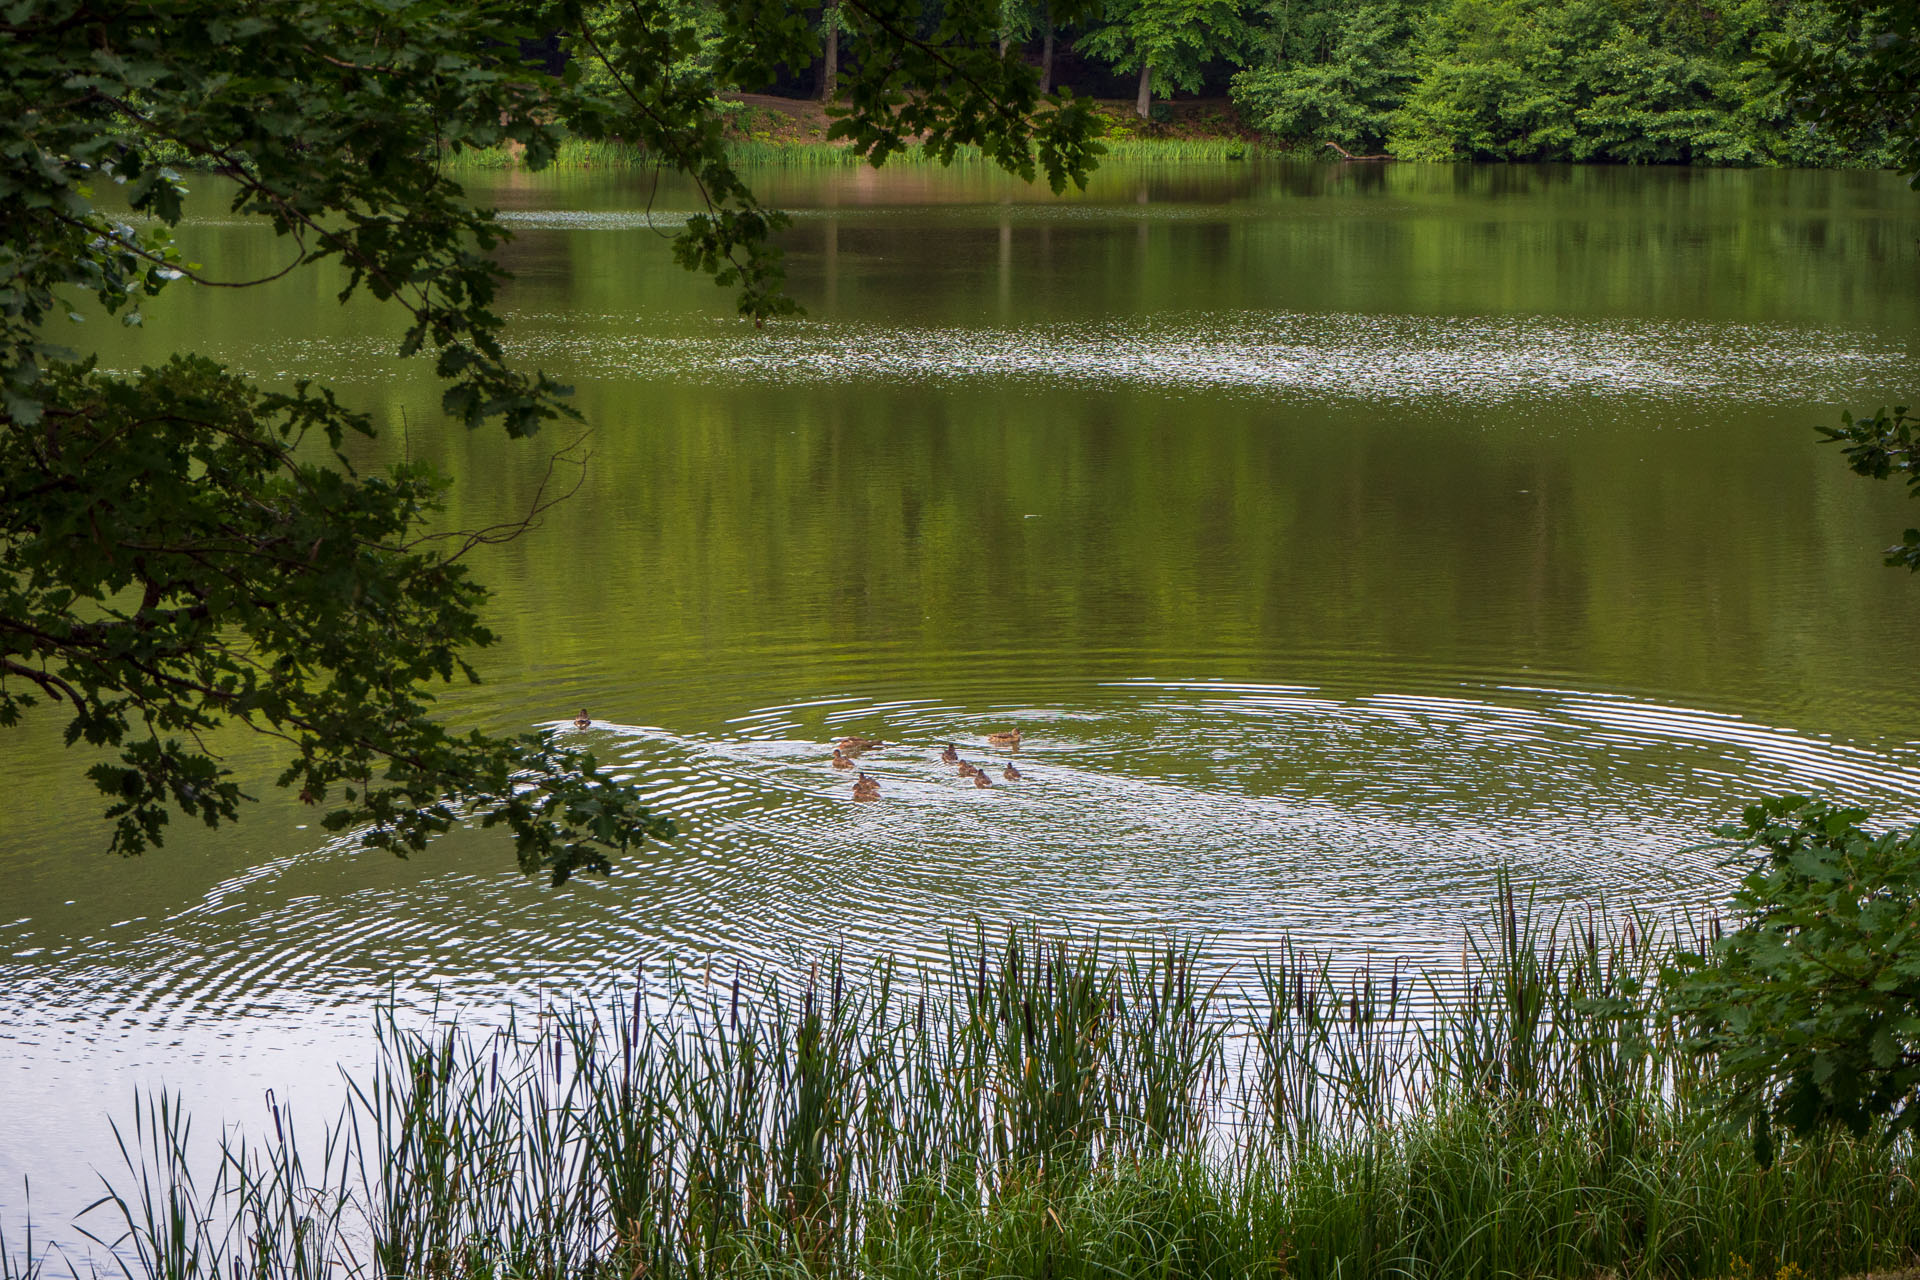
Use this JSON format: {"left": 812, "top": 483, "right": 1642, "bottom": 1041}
{"left": 1135, "top": 61, "right": 1151, "bottom": 120}
{"left": 1040, "top": 9, "right": 1054, "bottom": 94}
{"left": 821, "top": 2, "right": 839, "bottom": 101}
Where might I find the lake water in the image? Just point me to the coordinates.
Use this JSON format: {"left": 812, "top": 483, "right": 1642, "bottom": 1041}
{"left": 3, "top": 160, "right": 1920, "bottom": 1222}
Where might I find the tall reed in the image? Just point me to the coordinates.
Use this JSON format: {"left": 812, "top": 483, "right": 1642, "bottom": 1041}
{"left": 50, "top": 888, "right": 1920, "bottom": 1280}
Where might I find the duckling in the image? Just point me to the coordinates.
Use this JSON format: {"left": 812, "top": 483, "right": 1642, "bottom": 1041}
{"left": 986, "top": 728, "right": 1022, "bottom": 749}
{"left": 852, "top": 772, "right": 881, "bottom": 801}
{"left": 831, "top": 747, "right": 854, "bottom": 770}
{"left": 1003, "top": 761, "right": 1021, "bottom": 782}
{"left": 957, "top": 759, "right": 979, "bottom": 778}
{"left": 940, "top": 742, "right": 959, "bottom": 764}
{"left": 836, "top": 735, "right": 884, "bottom": 754}
{"left": 973, "top": 769, "right": 994, "bottom": 788}
{"left": 573, "top": 709, "right": 592, "bottom": 730}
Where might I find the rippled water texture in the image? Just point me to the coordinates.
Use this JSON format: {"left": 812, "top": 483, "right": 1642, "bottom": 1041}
{"left": 4, "top": 161, "right": 1920, "bottom": 1219}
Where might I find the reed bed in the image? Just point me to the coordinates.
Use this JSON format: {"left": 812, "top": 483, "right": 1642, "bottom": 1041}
{"left": 22, "top": 883, "right": 1920, "bottom": 1280}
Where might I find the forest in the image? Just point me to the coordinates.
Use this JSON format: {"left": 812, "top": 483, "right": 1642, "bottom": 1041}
{"left": 627, "top": 0, "right": 1900, "bottom": 165}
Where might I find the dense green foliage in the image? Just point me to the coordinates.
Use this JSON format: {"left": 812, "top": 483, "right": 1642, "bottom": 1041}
{"left": 0, "top": 0, "right": 1101, "bottom": 878}
{"left": 33, "top": 909, "right": 1920, "bottom": 1280}
{"left": 1775, "top": 0, "right": 1920, "bottom": 181}
{"left": 501, "top": 0, "right": 1914, "bottom": 164}
{"left": 1667, "top": 797, "right": 1920, "bottom": 1158}
{"left": 1077, "top": 0, "right": 1256, "bottom": 118}
{"left": 975, "top": 0, "right": 1902, "bottom": 163}
{"left": 1232, "top": 0, "right": 1886, "bottom": 160}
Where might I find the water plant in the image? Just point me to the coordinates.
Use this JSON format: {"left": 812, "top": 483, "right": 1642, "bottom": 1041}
{"left": 39, "top": 888, "right": 1920, "bottom": 1280}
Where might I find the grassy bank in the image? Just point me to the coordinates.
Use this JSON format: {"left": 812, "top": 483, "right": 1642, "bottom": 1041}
{"left": 436, "top": 97, "right": 1272, "bottom": 172}
{"left": 14, "top": 886, "right": 1920, "bottom": 1280}
{"left": 438, "top": 134, "right": 1269, "bottom": 172}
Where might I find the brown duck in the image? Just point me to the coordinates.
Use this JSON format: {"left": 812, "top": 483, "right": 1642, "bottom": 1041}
{"left": 1003, "top": 761, "right": 1021, "bottom": 782}
{"left": 986, "top": 728, "right": 1021, "bottom": 749}
{"left": 852, "top": 772, "right": 881, "bottom": 801}
{"left": 957, "top": 759, "right": 979, "bottom": 778}
{"left": 831, "top": 747, "right": 854, "bottom": 770}
{"left": 940, "top": 742, "right": 959, "bottom": 764}
{"left": 973, "top": 769, "right": 994, "bottom": 788}
{"left": 572, "top": 709, "right": 591, "bottom": 730}
{"left": 837, "top": 735, "right": 884, "bottom": 754}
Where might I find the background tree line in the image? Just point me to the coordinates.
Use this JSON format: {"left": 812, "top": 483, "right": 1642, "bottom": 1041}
{"left": 615, "top": 0, "right": 1898, "bottom": 164}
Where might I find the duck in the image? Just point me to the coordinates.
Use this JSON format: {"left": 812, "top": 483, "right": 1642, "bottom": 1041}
{"left": 831, "top": 747, "right": 854, "bottom": 770}
{"left": 1003, "top": 761, "right": 1021, "bottom": 782}
{"left": 957, "top": 759, "right": 979, "bottom": 778}
{"left": 836, "top": 735, "right": 884, "bottom": 754}
{"left": 939, "top": 742, "right": 959, "bottom": 764}
{"left": 973, "top": 769, "right": 994, "bottom": 788}
{"left": 986, "top": 728, "right": 1022, "bottom": 749}
{"left": 852, "top": 772, "right": 881, "bottom": 801}
{"left": 573, "top": 709, "right": 592, "bottom": 730}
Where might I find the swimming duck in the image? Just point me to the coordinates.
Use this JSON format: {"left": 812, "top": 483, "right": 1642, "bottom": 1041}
{"left": 573, "top": 709, "right": 591, "bottom": 730}
{"left": 852, "top": 772, "right": 881, "bottom": 801}
{"left": 831, "top": 747, "right": 854, "bottom": 770}
{"left": 1003, "top": 761, "right": 1021, "bottom": 782}
{"left": 957, "top": 759, "right": 979, "bottom": 778}
{"left": 940, "top": 742, "right": 959, "bottom": 764}
{"left": 986, "top": 728, "right": 1021, "bottom": 749}
{"left": 837, "top": 735, "right": 884, "bottom": 754}
{"left": 973, "top": 769, "right": 994, "bottom": 788}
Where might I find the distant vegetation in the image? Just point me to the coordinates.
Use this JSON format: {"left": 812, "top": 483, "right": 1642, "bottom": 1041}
{"left": 559, "top": 0, "right": 1898, "bottom": 168}
{"left": 1230, "top": 0, "right": 1885, "bottom": 163}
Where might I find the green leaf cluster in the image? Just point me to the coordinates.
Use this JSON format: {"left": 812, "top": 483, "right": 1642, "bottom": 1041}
{"left": 1231, "top": 0, "right": 1413, "bottom": 148}
{"left": 1818, "top": 405, "right": 1920, "bottom": 571}
{"left": 1664, "top": 796, "right": 1920, "bottom": 1158}
{"left": 1078, "top": 0, "right": 1259, "bottom": 101}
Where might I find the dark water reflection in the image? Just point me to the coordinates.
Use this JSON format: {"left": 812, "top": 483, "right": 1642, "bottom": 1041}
{"left": 3, "top": 160, "right": 1920, "bottom": 1219}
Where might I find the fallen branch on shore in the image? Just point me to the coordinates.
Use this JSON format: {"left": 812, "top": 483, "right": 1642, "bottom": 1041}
{"left": 1325, "top": 139, "right": 1394, "bottom": 161}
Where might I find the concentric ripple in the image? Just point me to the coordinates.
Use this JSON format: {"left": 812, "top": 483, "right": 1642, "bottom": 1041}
{"left": 12, "top": 680, "right": 1916, "bottom": 1024}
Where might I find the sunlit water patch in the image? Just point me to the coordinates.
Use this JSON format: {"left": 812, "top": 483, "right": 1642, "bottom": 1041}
{"left": 508, "top": 311, "right": 1904, "bottom": 404}
{"left": 142, "top": 309, "right": 1909, "bottom": 408}
{"left": 496, "top": 209, "right": 697, "bottom": 230}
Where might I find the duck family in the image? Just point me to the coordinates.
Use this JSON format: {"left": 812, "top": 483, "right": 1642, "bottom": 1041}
{"left": 559, "top": 711, "right": 1025, "bottom": 804}
{"left": 831, "top": 729, "right": 1025, "bottom": 801}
